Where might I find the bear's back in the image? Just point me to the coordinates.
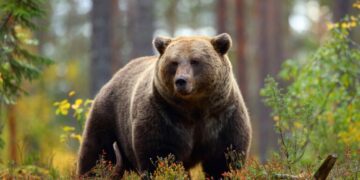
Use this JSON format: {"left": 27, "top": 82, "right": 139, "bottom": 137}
{"left": 106, "top": 55, "right": 157, "bottom": 112}
{"left": 108, "top": 56, "right": 157, "bottom": 96}
{"left": 113, "top": 56, "right": 157, "bottom": 84}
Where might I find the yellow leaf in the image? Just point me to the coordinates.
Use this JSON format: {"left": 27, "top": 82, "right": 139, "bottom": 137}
{"left": 72, "top": 99, "right": 83, "bottom": 110}
{"left": 273, "top": 116, "right": 280, "bottom": 121}
{"left": 68, "top": 91, "right": 76, "bottom": 97}
{"left": 60, "top": 134, "right": 67, "bottom": 143}
{"left": 350, "top": 21, "right": 357, "bottom": 27}
{"left": 59, "top": 100, "right": 70, "bottom": 115}
{"left": 327, "top": 22, "right": 341, "bottom": 30}
{"left": 70, "top": 133, "right": 82, "bottom": 143}
{"left": 341, "top": 22, "right": 349, "bottom": 29}
{"left": 294, "top": 122, "right": 303, "bottom": 129}
{"left": 63, "top": 126, "right": 75, "bottom": 132}
{"left": 353, "top": 2, "right": 360, "bottom": 9}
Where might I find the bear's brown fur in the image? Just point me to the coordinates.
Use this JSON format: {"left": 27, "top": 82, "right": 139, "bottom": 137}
{"left": 77, "top": 33, "right": 252, "bottom": 178}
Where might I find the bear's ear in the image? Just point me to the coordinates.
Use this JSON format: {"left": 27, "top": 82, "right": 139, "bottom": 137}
{"left": 211, "top": 33, "right": 232, "bottom": 55}
{"left": 153, "top": 36, "right": 172, "bottom": 55}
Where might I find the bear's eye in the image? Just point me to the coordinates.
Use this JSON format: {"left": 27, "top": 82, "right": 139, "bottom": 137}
{"left": 170, "top": 61, "right": 178, "bottom": 66}
{"left": 190, "top": 59, "right": 200, "bottom": 66}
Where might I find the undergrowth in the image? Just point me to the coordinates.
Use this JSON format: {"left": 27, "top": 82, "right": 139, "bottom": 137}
{"left": 3, "top": 151, "right": 356, "bottom": 179}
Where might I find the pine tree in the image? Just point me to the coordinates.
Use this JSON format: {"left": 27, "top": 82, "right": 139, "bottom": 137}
{"left": 0, "top": 0, "right": 52, "bottom": 153}
{"left": 0, "top": 0, "right": 52, "bottom": 104}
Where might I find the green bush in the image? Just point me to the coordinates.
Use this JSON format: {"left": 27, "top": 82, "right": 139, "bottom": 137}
{"left": 260, "top": 11, "right": 360, "bottom": 178}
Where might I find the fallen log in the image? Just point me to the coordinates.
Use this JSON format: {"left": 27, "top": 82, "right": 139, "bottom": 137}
{"left": 273, "top": 154, "right": 337, "bottom": 180}
{"left": 313, "top": 154, "right": 337, "bottom": 180}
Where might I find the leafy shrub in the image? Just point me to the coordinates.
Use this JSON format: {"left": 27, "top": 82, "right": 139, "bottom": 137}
{"left": 260, "top": 2, "right": 360, "bottom": 178}
{"left": 54, "top": 91, "right": 92, "bottom": 145}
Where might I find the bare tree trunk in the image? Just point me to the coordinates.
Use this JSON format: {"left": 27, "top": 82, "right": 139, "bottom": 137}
{"left": 129, "top": 0, "right": 155, "bottom": 59}
{"left": 255, "top": 0, "right": 271, "bottom": 162}
{"left": 166, "top": 0, "right": 178, "bottom": 36}
{"left": 35, "top": 0, "right": 51, "bottom": 56}
{"left": 111, "top": 0, "right": 123, "bottom": 73}
{"left": 90, "top": 0, "right": 119, "bottom": 96}
{"left": 255, "top": 0, "right": 286, "bottom": 162}
{"left": 333, "top": 0, "right": 352, "bottom": 22}
{"left": 234, "top": 0, "right": 247, "bottom": 102}
{"left": 216, "top": 0, "right": 227, "bottom": 34}
{"left": 7, "top": 105, "right": 17, "bottom": 163}
{"left": 333, "top": 0, "right": 353, "bottom": 43}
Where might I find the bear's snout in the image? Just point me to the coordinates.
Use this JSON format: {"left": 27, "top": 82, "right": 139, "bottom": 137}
{"left": 175, "top": 77, "right": 187, "bottom": 88}
{"left": 174, "top": 75, "right": 192, "bottom": 95}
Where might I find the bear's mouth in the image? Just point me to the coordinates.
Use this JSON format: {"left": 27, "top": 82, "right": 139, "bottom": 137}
{"left": 176, "top": 90, "right": 191, "bottom": 96}
{"left": 174, "top": 86, "right": 193, "bottom": 97}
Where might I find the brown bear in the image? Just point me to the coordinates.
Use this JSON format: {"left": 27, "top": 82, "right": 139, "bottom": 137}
{"left": 77, "top": 33, "right": 252, "bottom": 179}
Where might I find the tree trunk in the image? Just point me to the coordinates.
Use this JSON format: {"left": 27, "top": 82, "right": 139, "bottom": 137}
{"left": 7, "top": 105, "right": 17, "bottom": 163}
{"left": 333, "top": 0, "right": 352, "bottom": 22}
{"left": 129, "top": 0, "right": 155, "bottom": 59}
{"left": 111, "top": 0, "right": 123, "bottom": 73}
{"left": 216, "top": 0, "right": 227, "bottom": 34}
{"left": 255, "top": 0, "right": 286, "bottom": 162}
{"left": 235, "top": 0, "right": 247, "bottom": 102}
{"left": 166, "top": 0, "right": 178, "bottom": 36}
{"left": 90, "top": 0, "right": 119, "bottom": 96}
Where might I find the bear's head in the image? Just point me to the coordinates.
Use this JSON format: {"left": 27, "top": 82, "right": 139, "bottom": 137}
{"left": 153, "top": 33, "right": 233, "bottom": 101}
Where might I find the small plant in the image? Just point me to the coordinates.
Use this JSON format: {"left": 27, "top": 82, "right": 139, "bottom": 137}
{"left": 90, "top": 152, "right": 118, "bottom": 179}
{"left": 54, "top": 91, "right": 92, "bottom": 145}
{"left": 225, "top": 145, "right": 246, "bottom": 170}
{"left": 223, "top": 148, "right": 267, "bottom": 179}
{"left": 151, "top": 154, "right": 189, "bottom": 180}
{"left": 261, "top": 77, "right": 314, "bottom": 170}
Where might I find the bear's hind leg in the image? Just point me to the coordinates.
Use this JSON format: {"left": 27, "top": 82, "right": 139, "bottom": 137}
{"left": 77, "top": 128, "right": 117, "bottom": 176}
{"left": 76, "top": 101, "right": 117, "bottom": 176}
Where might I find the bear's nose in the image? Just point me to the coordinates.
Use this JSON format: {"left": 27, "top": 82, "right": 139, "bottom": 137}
{"left": 175, "top": 78, "right": 187, "bottom": 88}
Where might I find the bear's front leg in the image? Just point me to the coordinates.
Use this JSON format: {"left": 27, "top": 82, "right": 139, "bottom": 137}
{"left": 202, "top": 151, "right": 229, "bottom": 179}
{"left": 132, "top": 118, "right": 192, "bottom": 177}
{"left": 136, "top": 143, "right": 179, "bottom": 178}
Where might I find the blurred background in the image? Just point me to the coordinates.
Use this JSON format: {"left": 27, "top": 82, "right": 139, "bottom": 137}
{"left": 0, "top": 0, "right": 358, "bottom": 174}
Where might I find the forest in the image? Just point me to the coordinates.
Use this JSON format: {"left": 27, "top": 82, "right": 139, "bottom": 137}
{"left": 0, "top": 0, "right": 359, "bottom": 179}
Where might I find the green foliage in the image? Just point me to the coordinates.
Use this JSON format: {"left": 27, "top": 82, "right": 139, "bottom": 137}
{"left": 151, "top": 154, "right": 189, "bottom": 180}
{"left": 0, "top": 0, "right": 52, "bottom": 104}
{"left": 0, "top": 0, "right": 52, "bottom": 158}
{"left": 261, "top": 77, "right": 314, "bottom": 167}
{"left": 89, "top": 153, "right": 118, "bottom": 179}
{"left": 261, "top": 10, "right": 360, "bottom": 177}
{"left": 54, "top": 91, "right": 92, "bottom": 145}
{"left": 0, "top": 154, "right": 60, "bottom": 179}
